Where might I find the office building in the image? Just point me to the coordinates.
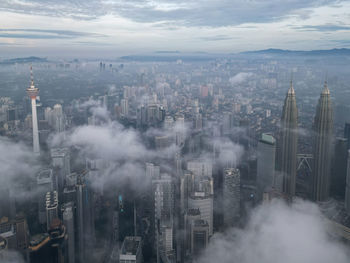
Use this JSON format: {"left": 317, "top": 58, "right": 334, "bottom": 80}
{"left": 331, "top": 138, "right": 348, "bottom": 199}
{"left": 345, "top": 123, "right": 350, "bottom": 150}
{"left": 312, "top": 82, "right": 333, "bottom": 201}
{"left": 46, "top": 191, "right": 59, "bottom": 231}
{"left": 119, "top": 236, "right": 143, "bottom": 263}
{"left": 188, "top": 192, "right": 213, "bottom": 236}
{"left": 257, "top": 133, "right": 277, "bottom": 200}
{"left": 63, "top": 203, "right": 75, "bottom": 263}
{"left": 223, "top": 168, "right": 240, "bottom": 227}
{"left": 187, "top": 160, "right": 212, "bottom": 178}
{"left": 277, "top": 81, "right": 298, "bottom": 197}
{"left": 345, "top": 151, "right": 350, "bottom": 214}
{"left": 191, "top": 219, "right": 209, "bottom": 256}
{"left": 37, "top": 169, "right": 54, "bottom": 224}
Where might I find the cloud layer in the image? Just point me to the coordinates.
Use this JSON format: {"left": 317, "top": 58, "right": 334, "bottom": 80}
{"left": 0, "top": 0, "right": 343, "bottom": 26}
{"left": 199, "top": 199, "right": 350, "bottom": 263}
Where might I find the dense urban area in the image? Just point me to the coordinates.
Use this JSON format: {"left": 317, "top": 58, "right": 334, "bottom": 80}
{"left": 1, "top": 51, "right": 350, "bottom": 262}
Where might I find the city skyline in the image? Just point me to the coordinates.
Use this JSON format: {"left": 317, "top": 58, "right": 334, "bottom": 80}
{"left": 1, "top": 2, "right": 350, "bottom": 261}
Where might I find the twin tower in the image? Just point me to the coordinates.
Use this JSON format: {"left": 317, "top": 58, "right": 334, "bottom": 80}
{"left": 278, "top": 80, "right": 333, "bottom": 201}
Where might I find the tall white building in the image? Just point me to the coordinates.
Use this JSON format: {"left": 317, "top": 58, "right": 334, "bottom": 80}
{"left": 51, "top": 148, "right": 71, "bottom": 191}
{"left": 53, "top": 104, "right": 65, "bottom": 132}
{"left": 223, "top": 168, "right": 240, "bottom": 227}
{"left": 188, "top": 192, "right": 213, "bottom": 236}
{"left": 26, "top": 66, "right": 40, "bottom": 154}
{"left": 121, "top": 99, "right": 129, "bottom": 117}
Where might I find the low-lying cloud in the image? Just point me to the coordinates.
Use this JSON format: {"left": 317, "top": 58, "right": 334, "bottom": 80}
{"left": 229, "top": 72, "right": 254, "bottom": 85}
{"left": 0, "top": 137, "right": 40, "bottom": 200}
{"left": 199, "top": 199, "right": 350, "bottom": 263}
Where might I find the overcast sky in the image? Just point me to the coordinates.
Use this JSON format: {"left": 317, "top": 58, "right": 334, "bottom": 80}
{"left": 0, "top": 0, "right": 350, "bottom": 57}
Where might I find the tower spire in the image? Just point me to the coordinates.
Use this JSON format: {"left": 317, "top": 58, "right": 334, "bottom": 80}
{"left": 30, "top": 64, "right": 34, "bottom": 87}
{"left": 322, "top": 79, "right": 330, "bottom": 95}
{"left": 27, "top": 65, "right": 40, "bottom": 154}
{"left": 288, "top": 74, "right": 295, "bottom": 95}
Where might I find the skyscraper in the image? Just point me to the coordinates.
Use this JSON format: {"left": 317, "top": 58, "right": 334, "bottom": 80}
{"left": 345, "top": 150, "right": 350, "bottom": 214}
{"left": 344, "top": 123, "right": 350, "bottom": 150}
{"left": 26, "top": 66, "right": 40, "bottom": 154}
{"left": 223, "top": 168, "right": 240, "bottom": 227}
{"left": 257, "top": 133, "right": 277, "bottom": 200}
{"left": 188, "top": 192, "right": 213, "bottom": 236}
{"left": 330, "top": 138, "right": 348, "bottom": 199}
{"left": 119, "top": 236, "right": 143, "bottom": 263}
{"left": 46, "top": 191, "right": 58, "bottom": 231}
{"left": 63, "top": 203, "right": 75, "bottom": 263}
{"left": 190, "top": 219, "right": 209, "bottom": 256}
{"left": 278, "top": 81, "right": 298, "bottom": 197}
{"left": 312, "top": 82, "right": 333, "bottom": 202}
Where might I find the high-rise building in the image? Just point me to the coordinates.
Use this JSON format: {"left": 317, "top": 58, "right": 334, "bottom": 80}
{"left": 51, "top": 148, "right": 70, "bottom": 191}
{"left": 37, "top": 169, "right": 54, "bottom": 224}
{"left": 0, "top": 187, "right": 15, "bottom": 219}
{"left": 277, "top": 81, "right": 298, "bottom": 197}
{"left": 146, "top": 163, "right": 160, "bottom": 179}
{"left": 76, "top": 174, "right": 95, "bottom": 263}
{"left": 46, "top": 191, "right": 58, "bottom": 231}
{"left": 153, "top": 174, "right": 174, "bottom": 225}
{"left": 121, "top": 99, "right": 129, "bottom": 117}
{"left": 257, "top": 133, "right": 277, "bottom": 200}
{"left": 344, "top": 123, "right": 350, "bottom": 150}
{"left": 52, "top": 104, "right": 65, "bottom": 132}
{"left": 119, "top": 236, "right": 143, "bottom": 263}
{"left": 190, "top": 219, "right": 209, "bottom": 256}
{"left": 188, "top": 192, "right": 213, "bottom": 236}
{"left": 312, "top": 82, "right": 333, "bottom": 201}
{"left": 331, "top": 138, "right": 348, "bottom": 199}
{"left": 48, "top": 218, "right": 67, "bottom": 263}
{"left": 345, "top": 150, "right": 350, "bottom": 215}
{"left": 187, "top": 160, "right": 212, "bottom": 178}
{"left": 180, "top": 171, "right": 194, "bottom": 214}
{"left": 63, "top": 203, "right": 75, "bottom": 263}
{"left": 15, "top": 216, "right": 29, "bottom": 250}
{"left": 223, "top": 168, "right": 240, "bottom": 227}
{"left": 26, "top": 66, "right": 40, "bottom": 154}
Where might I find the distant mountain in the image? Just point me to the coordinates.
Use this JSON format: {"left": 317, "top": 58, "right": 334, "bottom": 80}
{"left": 0, "top": 56, "right": 48, "bottom": 65}
{"left": 120, "top": 55, "right": 216, "bottom": 62}
{"left": 241, "top": 48, "right": 350, "bottom": 56}
{"left": 155, "top": 51, "right": 180, "bottom": 54}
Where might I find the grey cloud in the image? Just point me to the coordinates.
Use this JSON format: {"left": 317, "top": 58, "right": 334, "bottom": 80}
{"left": 294, "top": 24, "right": 350, "bottom": 31}
{"left": 0, "top": 137, "right": 41, "bottom": 200}
{"left": 50, "top": 122, "right": 150, "bottom": 162}
{"left": 199, "top": 199, "right": 350, "bottom": 263}
{"left": 0, "top": 0, "right": 344, "bottom": 27}
{"left": 0, "top": 29, "right": 105, "bottom": 39}
{"left": 200, "top": 35, "right": 234, "bottom": 41}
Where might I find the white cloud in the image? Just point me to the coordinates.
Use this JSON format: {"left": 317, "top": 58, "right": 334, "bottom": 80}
{"left": 199, "top": 199, "right": 350, "bottom": 263}
{"left": 0, "top": 1, "right": 350, "bottom": 55}
{"left": 229, "top": 72, "right": 254, "bottom": 85}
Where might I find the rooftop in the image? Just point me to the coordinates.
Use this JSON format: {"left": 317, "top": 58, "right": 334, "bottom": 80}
{"left": 121, "top": 236, "right": 141, "bottom": 255}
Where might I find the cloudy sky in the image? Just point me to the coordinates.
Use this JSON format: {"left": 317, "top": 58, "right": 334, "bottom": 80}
{"left": 0, "top": 0, "right": 350, "bottom": 57}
